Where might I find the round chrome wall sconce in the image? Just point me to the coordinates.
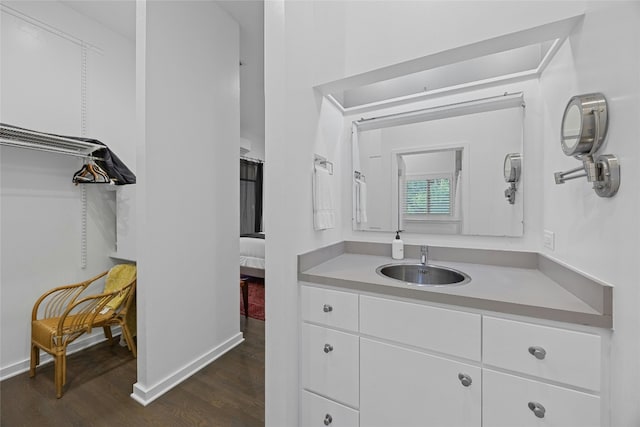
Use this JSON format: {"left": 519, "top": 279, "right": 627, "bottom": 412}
{"left": 554, "top": 93, "right": 620, "bottom": 197}
{"left": 503, "top": 153, "right": 522, "bottom": 204}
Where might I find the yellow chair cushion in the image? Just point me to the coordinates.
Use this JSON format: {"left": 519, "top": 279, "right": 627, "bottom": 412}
{"left": 104, "top": 264, "right": 137, "bottom": 310}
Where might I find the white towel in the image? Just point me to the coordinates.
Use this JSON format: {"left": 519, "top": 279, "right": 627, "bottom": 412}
{"left": 356, "top": 179, "right": 368, "bottom": 224}
{"left": 453, "top": 170, "right": 462, "bottom": 219}
{"left": 313, "top": 166, "right": 335, "bottom": 230}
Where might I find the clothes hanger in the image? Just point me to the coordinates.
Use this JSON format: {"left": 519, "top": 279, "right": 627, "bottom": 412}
{"left": 73, "top": 161, "right": 93, "bottom": 184}
{"left": 73, "top": 159, "right": 111, "bottom": 184}
{"left": 87, "top": 162, "right": 110, "bottom": 183}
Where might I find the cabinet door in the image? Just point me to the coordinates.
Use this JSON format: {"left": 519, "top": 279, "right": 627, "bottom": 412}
{"left": 360, "top": 338, "right": 481, "bottom": 427}
{"left": 300, "top": 390, "right": 359, "bottom": 427}
{"left": 483, "top": 369, "right": 600, "bottom": 427}
{"left": 301, "top": 324, "right": 359, "bottom": 408}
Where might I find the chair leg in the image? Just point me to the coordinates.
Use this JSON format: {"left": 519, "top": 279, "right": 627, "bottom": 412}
{"left": 241, "top": 280, "right": 249, "bottom": 318}
{"left": 62, "top": 352, "right": 67, "bottom": 386}
{"left": 121, "top": 325, "right": 137, "bottom": 358}
{"left": 54, "top": 353, "right": 65, "bottom": 398}
{"left": 29, "top": 344, "right": 38, "bottom": 378}
{"left": 103, "top": 326, "right": 113, "bottom": 345}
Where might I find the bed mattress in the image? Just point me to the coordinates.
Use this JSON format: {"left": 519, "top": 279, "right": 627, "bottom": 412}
{"left": 240, "top": 235, "right": 265, "bottom": 269}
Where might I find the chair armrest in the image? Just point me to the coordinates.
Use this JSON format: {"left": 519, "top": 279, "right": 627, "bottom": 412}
{"left": 32, "top": 271, "right": 108, "bottom": 321}
{"left": 57, "top": 281, "right": 134, "bottom": 337}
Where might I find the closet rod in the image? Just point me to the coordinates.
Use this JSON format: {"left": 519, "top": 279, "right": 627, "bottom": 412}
{"left": 0, "top": 141, "right": 104, "bottom": 160}
{"left": 1, "top": 124, "right": 105, "bottom": 159}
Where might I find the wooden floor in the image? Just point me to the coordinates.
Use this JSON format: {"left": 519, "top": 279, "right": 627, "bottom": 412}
{"left": 1, "top": 317, "right": 265, "bottom": 427}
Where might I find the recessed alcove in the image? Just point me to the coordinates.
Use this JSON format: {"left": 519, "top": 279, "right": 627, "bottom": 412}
{"left": 315, "top": 15, "right": 584, "bottom": 114}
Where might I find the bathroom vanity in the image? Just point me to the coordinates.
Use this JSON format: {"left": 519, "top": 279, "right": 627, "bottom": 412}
{"left": 298, "top": 242, "right": 612, "bottom": 427}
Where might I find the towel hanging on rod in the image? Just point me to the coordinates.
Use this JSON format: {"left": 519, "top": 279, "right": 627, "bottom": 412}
{"left": 355, "top": 177, "right": 368, "bottom": 224}
{"left": 313, "top": 154, "right": 335, "bottom": 230}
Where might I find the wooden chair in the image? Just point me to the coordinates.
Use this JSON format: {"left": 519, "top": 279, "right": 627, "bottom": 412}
{"left": 240, "top": 278, "right": 249, "bottom": 319}
{"left": 30, "top": 265, "right": 137, "bottom": 398}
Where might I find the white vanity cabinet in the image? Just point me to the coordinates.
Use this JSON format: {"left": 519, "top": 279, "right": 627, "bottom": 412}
{"left": 359, "top": 295, "right": 482, "bottom": 427}
{"left": 483, "top": 370, "right": 601, "bottom": 427}
{"left": 300, "top": 286, "right": 360, "bottom": 426}
{"left": 299, "top": 283, "right": 606, "bottom": 427}
{"left": 360, "top": 338, "right": 481, "bottom": 427}
{"left": 301, "top": 390, "right": 359, "bottom": 427}
{"left": 301, "top": 323, "right": 359, "bottom": 408}
{"left": 482, "top": 316, "right": 603, "bottom": 427}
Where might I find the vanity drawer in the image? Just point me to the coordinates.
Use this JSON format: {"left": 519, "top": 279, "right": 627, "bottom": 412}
{"left": 300, "top": 390, "right": 359, "bottom": 427}
{"left": 301, "top": 323, "right": 359, "bottom": 408}
{"left": 301, "top": 285, "right": 359, "bottom": 332}
{"left": 483, "top": 369, "right": 600, "bottom": 427}
{"left": 483, "top": 316, "right": 601, "bottom": 391}
{"left": 360, "top": 295, "right": 481, "bottom": 361}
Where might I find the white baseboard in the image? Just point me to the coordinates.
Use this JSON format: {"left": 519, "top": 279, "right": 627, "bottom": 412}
{"left": 0, "top": 326, "right": 123, "bottom": 381}
{"left": 130, "top": 332, "right": 244, "bottom": 406}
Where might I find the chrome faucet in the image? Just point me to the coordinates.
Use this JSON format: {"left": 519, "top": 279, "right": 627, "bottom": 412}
{"left": 420, "top": 245, "right": 429, "bottom": 265}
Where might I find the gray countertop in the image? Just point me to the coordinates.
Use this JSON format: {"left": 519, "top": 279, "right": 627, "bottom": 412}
{"left": 298, "top": 242, "right": 612, "bottom": 328}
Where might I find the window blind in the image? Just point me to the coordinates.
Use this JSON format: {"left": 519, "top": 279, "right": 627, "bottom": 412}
{"left": 404, "top": 175, "right": 452, "bottom": 216}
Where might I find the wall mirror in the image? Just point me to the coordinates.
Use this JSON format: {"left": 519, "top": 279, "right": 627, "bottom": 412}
{"left": 554, "top": 92, "right": 619, "bottom": 197}
{"left": 352, "top": 93, "right": 525, "bottom": 236}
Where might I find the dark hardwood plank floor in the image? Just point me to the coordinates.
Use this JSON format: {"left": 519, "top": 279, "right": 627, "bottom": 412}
{"left": 1, "top": 317, "right": 264, "bottom": 427}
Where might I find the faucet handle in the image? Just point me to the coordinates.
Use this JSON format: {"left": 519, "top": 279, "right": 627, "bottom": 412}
{"left": 420, "top": 245, "right": 429, "bottom": 254}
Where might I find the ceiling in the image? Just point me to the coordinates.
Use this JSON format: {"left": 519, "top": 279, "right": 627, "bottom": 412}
{"left": 61, "top": 0, "right": 265, "bottom": 153}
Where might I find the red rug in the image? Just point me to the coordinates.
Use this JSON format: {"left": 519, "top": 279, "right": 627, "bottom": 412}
{"left": 240, "top": 278, "right": 265, "bottom": 321}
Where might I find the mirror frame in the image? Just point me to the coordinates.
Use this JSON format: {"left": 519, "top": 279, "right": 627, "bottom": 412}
{"left": 560, "top": 93, "right": 608, "bottom": 158}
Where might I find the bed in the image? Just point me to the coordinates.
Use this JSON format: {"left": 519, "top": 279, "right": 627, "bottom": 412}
{"left": 240, "top": 233, "right": 265, "bottom": 278}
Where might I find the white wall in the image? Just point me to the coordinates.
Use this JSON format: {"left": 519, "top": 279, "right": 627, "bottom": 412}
{"left": 539, "top": 3, "right": 640, "bottom": 424}
{"left": 0, "top": 1, "right": 134, "bottom": 379}
{"left": 266, "top": 1, "right": 639, "bottom": 426}
{"left": 264, "top": 1, "right": 347, "bottom": 425}
{"left": 132, "top": 0, "right": 242, "bottom": 405}
{"left": 403, "top": 151, "right": 455, "bottom": 175}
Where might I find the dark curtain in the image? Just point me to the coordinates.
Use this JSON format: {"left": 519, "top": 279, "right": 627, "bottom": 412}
{"left": 240, "top": 159, "right": 263, "bottom": 234}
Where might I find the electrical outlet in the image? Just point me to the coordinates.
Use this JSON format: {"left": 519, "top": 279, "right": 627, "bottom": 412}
{"left": 543, "top": 230, "right": 555, "bottom": 250}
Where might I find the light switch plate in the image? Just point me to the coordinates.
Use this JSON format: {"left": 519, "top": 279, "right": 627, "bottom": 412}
{"left": 543, "top": 230, "right": 555, "bottom": 250}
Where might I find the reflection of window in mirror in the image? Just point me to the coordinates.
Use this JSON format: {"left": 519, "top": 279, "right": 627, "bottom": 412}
{"left": 398, "top": 148, "right": 462, "bottom": 234}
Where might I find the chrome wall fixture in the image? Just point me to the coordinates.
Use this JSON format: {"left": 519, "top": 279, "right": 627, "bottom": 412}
{"left": 503, "top": 153, "right": 522, "bottom": 204}
{"left": 314, "top": 154, "right": 334, "bottom": 175}
{"left": 554, "top": 93, "right": 620, "bottom": 197}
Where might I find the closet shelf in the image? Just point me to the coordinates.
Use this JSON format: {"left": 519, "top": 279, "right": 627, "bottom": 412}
{"left": 0, "top": 123, "right": 103, "bottom": 159}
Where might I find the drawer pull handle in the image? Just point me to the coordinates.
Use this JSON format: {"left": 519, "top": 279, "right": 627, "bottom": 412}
{"left": 528, "top": 346, "right": 547, "bottom": 360}
{"left": 457, "top": 373, "right": 472, "bottom": 387}
{"left": 324, "top": 344, "right": 334, "bottom": 353}
{"left": 528, "top": 401, "right": 546, "bottom": 418}
{"left": 323, "top": 304, "right": 333, "bottom": 313}
{"left": 324, "top": 413, "right": 333, "bottom": 425}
